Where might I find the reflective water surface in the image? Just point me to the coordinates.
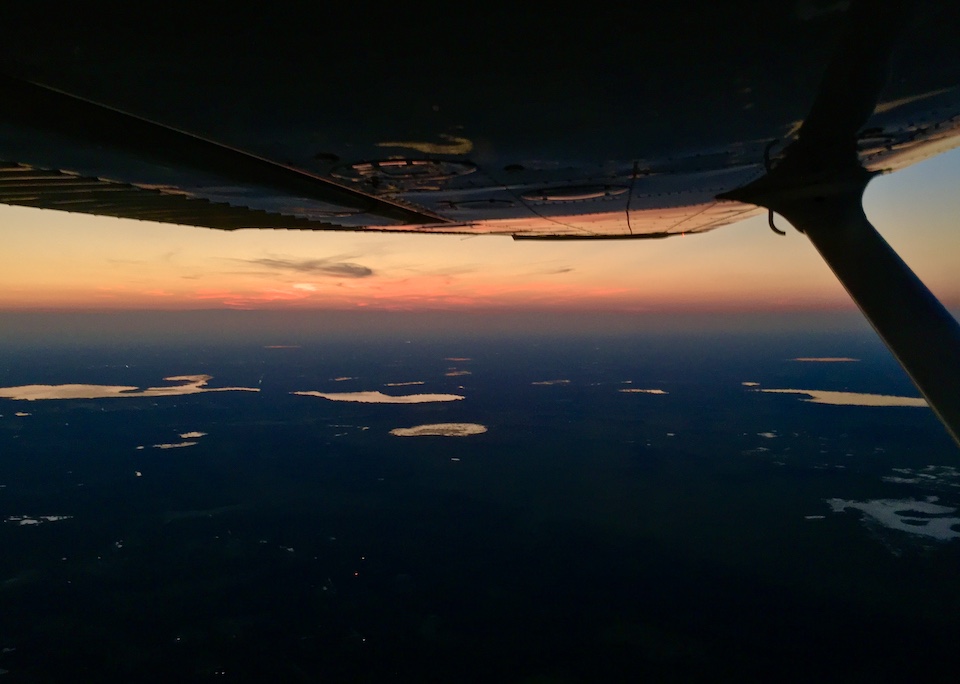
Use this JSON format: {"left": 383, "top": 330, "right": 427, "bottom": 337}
{"left": 758, "top": 388, "right": 927, "bottom": 407}
{"left": 291, "top": 390, "right": 464, "bottom": 404}
{"left": 0, "top": 374, "right": 258, "bottom": 400}
{"left": 389, "top": 423, "right": 488, "bottom": 437}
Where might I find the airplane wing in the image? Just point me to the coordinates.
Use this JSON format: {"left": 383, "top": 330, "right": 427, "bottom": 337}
{"left": 1, "top": 68, "right": 768, "bottom": 239}
{"left": 2, "top": 1, "right": 960, "bottom": 444}
{"left": 2, "top": 3, "right": 958, "bottom": 239}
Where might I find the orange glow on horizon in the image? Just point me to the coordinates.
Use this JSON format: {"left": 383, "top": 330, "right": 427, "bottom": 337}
{"left": 0, "top": 148, "right": 958, "bottom": 314}
{"left": 0, "top": 278, "right": 858, "bottom": 314}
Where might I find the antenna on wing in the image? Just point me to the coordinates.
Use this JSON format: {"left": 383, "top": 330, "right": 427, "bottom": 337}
{"left": 762, "top": 141, "right": 787, "bottom": 236}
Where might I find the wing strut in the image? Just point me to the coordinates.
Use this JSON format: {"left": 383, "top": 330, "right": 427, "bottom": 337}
{"left": 720, "top": 0, "right": 960, "bottom": 446}
{"left": 725, "top": 167, "right": 960, "bottom": 446}
{"left": 801, "top": 190, "right": 960, "bottom": 446}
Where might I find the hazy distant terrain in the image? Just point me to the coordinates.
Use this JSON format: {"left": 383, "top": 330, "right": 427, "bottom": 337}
{"left": 1, "top": 312, "right": 958, "bottom": 682}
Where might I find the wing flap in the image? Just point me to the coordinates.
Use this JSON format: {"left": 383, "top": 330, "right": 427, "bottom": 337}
{"left": 0, "top": 162, "right": 346, "bottom": 231}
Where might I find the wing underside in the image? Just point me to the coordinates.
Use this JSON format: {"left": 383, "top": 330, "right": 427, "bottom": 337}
{"left": 1, "top": 3, "right": 959, "bottom": 238}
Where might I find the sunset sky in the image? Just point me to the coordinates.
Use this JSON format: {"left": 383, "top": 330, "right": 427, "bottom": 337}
{"left": 1, "top": 147, "right": 958, "bottom": 314}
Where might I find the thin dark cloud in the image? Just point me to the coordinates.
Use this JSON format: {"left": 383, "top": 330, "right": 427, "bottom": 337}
{"left": 107, "top": 250, "right": 180, "bottom": 266}
{"left": 396, "top": 264, "right": 477, "bottom": 277}
{"left": 237, "top": 256, "right": 374, "bottom": 278}
{"left": 523, "top": 265, "right": 574, "bottom": 276}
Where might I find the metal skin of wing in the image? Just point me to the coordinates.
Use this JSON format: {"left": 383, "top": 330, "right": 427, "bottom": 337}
{"left": 1, "top": 4, "right": 959, "bottom": 237}
{"left": 0, "top": 2, "right": 959, "bottom": 442}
